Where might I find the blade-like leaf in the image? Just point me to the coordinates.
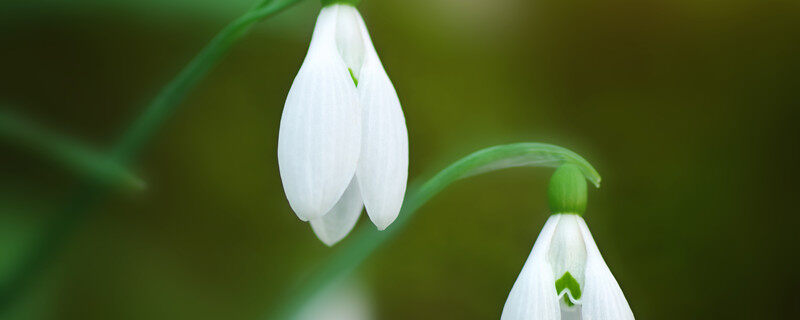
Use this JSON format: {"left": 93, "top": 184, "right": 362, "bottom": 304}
{"left": 0, "top": 0, "right": 303, "bottom": 313}
{"left": 0, "top": 109, "right": 144, "bottom": 191}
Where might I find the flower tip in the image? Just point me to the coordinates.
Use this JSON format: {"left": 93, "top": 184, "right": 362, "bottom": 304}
{"left": 308, "top": 181, "right": 363, "bottom": 246}
{"left": 312, "top": 223, "right": 352, "bottom": 246}
{"left": 311, "top": 224, "right": 343, "bottom": 246}
{"left": 363, "top": 197, "right": 404, "bottom": 231}
{"left": 296, "top": 212, "right": 311, "bottom": 222}
{"left": 368, "top": 213, "right": 396, "bottom": 231}
{"left": 319, "top": 236, "right": 339, "bottom": 247}
{"left": 370, "top": 216, "right": 391, "bottom": 231}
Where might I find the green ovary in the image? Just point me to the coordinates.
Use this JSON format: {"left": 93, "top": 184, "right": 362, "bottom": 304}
{"left": 555, "top": 272, "right": 582, "bottom": 307}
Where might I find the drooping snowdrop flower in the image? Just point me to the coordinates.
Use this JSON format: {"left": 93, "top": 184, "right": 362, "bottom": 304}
{"left": 501, "top": 164, "right": 634, "bottom": 320}
{"left": 277, "top": 0, "right": 408, "bottom": 246}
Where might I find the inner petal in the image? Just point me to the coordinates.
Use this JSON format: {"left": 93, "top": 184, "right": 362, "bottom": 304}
{"left": 335, "top": 5, "right": 365, "bottom": 80}
{"left": 548, "top": 214, "right": 588, "bottom": 308}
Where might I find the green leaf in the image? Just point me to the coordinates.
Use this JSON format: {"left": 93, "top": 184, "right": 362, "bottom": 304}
{"left": 267, "top": 142, "right": 600, "bottom": 319}
{"left": 0, "top": 0, "right": 304, "bottom": 313}
{"left": 0, "top": 109, "right": 144, "bottom": 191}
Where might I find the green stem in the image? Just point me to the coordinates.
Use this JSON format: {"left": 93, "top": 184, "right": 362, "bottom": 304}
{"left": 267, "top": 143, "right": 600, "bottom": 319}
{"left": 0, "top": 0, "right": 304, "bottom": 313}
{"left": 110, "top": 0, "right": 302, "bottom": 162}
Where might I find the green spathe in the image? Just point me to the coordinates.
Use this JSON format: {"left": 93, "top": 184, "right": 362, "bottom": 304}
{"left": 548, "top": 164, "right": 588, "bottom": 215}
{"left": 321, "top": 0, "right": 361, "bottom": 7}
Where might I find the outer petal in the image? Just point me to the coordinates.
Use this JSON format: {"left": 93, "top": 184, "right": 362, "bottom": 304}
{"left": 577, "top": 217, "right": 635, "bottom": 320}
{"left": 309, "top": 177, "right": 364, "bottom": 246}
{"left": 351, "top": 9, "right": 409, "bottom": 230}
{"left": 278, "top": 5, "right": 361, "bottom": 221}
{"left": 501, "top": 215, "right": 562, "bottom": 320}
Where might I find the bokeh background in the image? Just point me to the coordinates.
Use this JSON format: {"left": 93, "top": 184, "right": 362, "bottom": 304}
{"left": 1, "top": 0, "right": 799, "bottom": 318}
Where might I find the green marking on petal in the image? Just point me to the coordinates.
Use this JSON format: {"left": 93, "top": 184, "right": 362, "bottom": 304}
{"left": 555, "top": 271, "right": 582, "bottom": 306}
{"left": 348, "top": 68, "right": 359, "bottom": 87}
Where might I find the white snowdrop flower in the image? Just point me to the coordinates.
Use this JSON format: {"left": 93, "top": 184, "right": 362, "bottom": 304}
{"left": 277, "top": 0, "right": 408, "bottom": 246}
{"left": 501, "top": 165, "right": 634, "bottom": 320}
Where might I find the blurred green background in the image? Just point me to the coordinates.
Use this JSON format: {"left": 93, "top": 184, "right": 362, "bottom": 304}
{"left": 1, "top": 0, "right": 799, "bottom": 318}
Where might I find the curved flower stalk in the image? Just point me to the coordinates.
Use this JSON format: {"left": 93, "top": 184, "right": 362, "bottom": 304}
{"left": 278, "top": 0, "right": 408, "bottom": 245}
{"left": 501, "top": 164, "right": 634, "bottom": 320}
{"left": 267, "top": 143, "right": 601, "bottom": 320}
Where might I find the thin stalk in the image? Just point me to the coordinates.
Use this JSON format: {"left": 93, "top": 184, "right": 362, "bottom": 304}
{"left": 267, "top": 143, "right": 600, "bottom": 319}
{"left": 111, "top": 0, "right": 302, "bottom": 162}
{"left": 0, "top": 0, "right": 304, "bottom": 312}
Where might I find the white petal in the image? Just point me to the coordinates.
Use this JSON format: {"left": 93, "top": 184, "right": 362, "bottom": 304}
{"left": 309, "top": 177, "right": 364, "bottom": 246}
{"left": 501, "top": 215, "right": 562, "bottom": 320}
{"left": 577, "top": 217, "right": 635, "bottom": 320}
{"left": 351, "top": 10, "right": 409, "bottom": 230}
{"left": 278, "top": 5, "right": 361, "bottom": 221}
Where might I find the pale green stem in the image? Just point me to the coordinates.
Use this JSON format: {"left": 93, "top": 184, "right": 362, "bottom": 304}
{"left": 0, "top": 0, "right": 304, "bottom": 313}
{"left": 267, "top": 143, "right": 600, "bottom": 319}
{"left": 110, "top": 0, "right": 303, "bottom": 162}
